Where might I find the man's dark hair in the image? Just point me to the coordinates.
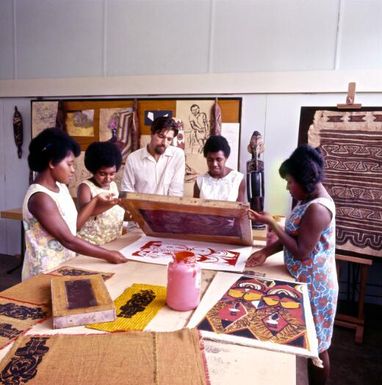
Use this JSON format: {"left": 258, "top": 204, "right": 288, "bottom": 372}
{"left": 151, "top": 116, "right": 179, "bottom": 137}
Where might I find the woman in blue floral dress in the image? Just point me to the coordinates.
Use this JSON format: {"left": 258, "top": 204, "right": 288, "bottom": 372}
{"left": 247, "top": 144, "right": 338, "bottom": 385}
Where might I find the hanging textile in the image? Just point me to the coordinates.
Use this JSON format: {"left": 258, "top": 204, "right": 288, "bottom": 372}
{"left": 131, "top": 99, "right": 140, "bottom": 151}
{"left": 55, "top": 100, "right": 66, "bottom": 131}
{"left": 210, "top": 98, "right": 222, "bottom": 136}
{"left": 308, "top": 110, "right": 382, "bottom": 257}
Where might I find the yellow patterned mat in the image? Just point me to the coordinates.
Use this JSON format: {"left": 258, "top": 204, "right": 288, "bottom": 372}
{"left": 86, "top": 283, "right": 166, "bottom": 332}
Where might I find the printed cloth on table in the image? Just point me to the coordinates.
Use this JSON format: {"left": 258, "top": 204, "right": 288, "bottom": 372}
{"left": 86, "top": 283, "right": 166, "bottom": 332}
{"left": 0, "top": 274, "right": 52, "bottom": 306}
{"left": 0, "top": 298, "right": 50, "bottom": 350}
{"left": 0, "top": 329, "right": 210, "bottom": 385}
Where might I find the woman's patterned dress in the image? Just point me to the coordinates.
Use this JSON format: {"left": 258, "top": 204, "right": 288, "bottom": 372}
{"left": 284, "top": 197, "right": 338, "bottom": 353}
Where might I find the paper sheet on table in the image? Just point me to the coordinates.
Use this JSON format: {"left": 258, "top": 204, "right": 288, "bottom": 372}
{"left": 120, "top": 235, "right": 252, "bottom": 272}
{"left": 188, "top": 271, "right": 319, "bottom": 358}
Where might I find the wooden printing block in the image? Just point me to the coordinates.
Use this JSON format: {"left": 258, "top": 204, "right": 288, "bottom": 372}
{"left": 51, "top": 274, "right": 116, "bottom": 329}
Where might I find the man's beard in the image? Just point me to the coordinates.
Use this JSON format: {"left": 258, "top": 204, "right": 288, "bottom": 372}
{"left": 154, "top": 145, "right": 166, "bottom": 155}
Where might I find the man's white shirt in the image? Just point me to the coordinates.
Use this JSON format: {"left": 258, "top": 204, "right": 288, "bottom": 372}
{"left": 121, "top": 145, "right": 185, "bottom": 196}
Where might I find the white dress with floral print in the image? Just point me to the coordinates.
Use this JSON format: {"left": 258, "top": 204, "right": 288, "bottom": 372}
{"left": 22, "top": 183, "right": 77, "bottom": 280}
{"left": 77, "top": 180, "right": 125, "bottom": 245}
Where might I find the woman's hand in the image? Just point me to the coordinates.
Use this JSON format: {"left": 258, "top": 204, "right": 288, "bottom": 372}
{"left": 246, "top": 250, "right": 267, "bottom": 267}
{"left": 104, "top": 251, "right": 127, "bottom": 264}
{"left": 97, "top": 192, "right": 119, "bottom": 206}
{"left": 266, "top": 227, "right": 279, "bottom": 246}
{"left": 247, "top": 209, "right": 275, "bottom": 226}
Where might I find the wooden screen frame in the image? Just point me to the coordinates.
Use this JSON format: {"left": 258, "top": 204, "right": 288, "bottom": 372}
{"left": 120, "top": 193, "right": 253, "bottom": 246}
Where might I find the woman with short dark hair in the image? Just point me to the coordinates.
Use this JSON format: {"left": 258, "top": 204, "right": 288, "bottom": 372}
{"left": 77, "top": 141, "right": 125, "bottom": 245}
{"left": 247, "top": 144, "right": 338, "bottom": 385}
{"left": 193, "top": 135, "right": 245, "bottom": 202}
{"left": 22, "top": 128, "right": 126, "bottom": 280}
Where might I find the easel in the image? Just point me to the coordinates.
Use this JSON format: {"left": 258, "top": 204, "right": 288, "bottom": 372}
{"left": 336, "top": 81, "right": 362, "bottom": 109}
{"left": 335, "top": 253, "right": 372, "bottom": 344}
{"left": 334, "top": 82, "right": 373, "bottom": 344}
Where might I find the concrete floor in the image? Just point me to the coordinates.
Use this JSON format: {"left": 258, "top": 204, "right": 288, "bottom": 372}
{"left": 1, "top": 253, "right": 381, "bottom": 385}
{"left": 296, "top": 302, "right": 382, "bottom": 385}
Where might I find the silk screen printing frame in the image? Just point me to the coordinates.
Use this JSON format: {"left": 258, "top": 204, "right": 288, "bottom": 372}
{"left": 120, "top": 193, "right": 253, "bottom": 246}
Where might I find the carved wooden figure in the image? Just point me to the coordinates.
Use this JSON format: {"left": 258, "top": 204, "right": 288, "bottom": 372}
{"left": 246, "top": 131, "right": 265, "bottom": 227}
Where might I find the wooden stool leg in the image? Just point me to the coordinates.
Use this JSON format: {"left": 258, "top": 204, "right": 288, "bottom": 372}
{"left": 334, "top": 254, "right": 372, "bottom": 345}
{"left": 354, "top": 264, "right": 369, "bottom": 344}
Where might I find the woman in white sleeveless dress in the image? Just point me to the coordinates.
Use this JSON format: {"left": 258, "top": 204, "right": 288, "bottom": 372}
{"left": 22, "top": 128, "right": 126, "bottom": 280}
{"left": 193, "top": 135, "right": 245, "bottom": 202}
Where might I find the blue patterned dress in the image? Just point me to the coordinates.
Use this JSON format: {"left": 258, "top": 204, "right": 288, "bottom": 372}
{"left": 284, "top": 197, "right": 338, "bottom": 353}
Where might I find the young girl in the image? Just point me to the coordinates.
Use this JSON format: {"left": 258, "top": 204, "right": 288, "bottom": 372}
{"left": 77, "top": 141, "right": 125, "bottom": 245}
{"left": 194, "top": 135, "right": 245, "bottom": 202}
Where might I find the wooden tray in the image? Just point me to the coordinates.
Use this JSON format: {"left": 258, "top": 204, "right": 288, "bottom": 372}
{"left": 51, "top": 274, "right": 115, "bottom": 329}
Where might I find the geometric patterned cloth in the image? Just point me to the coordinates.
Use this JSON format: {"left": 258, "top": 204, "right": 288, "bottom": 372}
{"left": 308, "top": 110, "right": 382, "bottom": 257}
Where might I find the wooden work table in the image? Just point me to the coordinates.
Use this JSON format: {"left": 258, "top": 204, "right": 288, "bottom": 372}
{"left": 0, "top": 228, "right": 295, "bottom": 384}
{"left": 0, "top": 207, "right": 22, "bottom": 220}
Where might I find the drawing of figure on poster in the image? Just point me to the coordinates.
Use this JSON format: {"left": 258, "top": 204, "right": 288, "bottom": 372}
{"left": 176, "top": 100, "right": 214, "bottom": 155}
{"left": 189, "top": 104, "right": 210, "bottom": 153}
{"left": 176, "top": 100, "right": 214, "bottom": 196}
